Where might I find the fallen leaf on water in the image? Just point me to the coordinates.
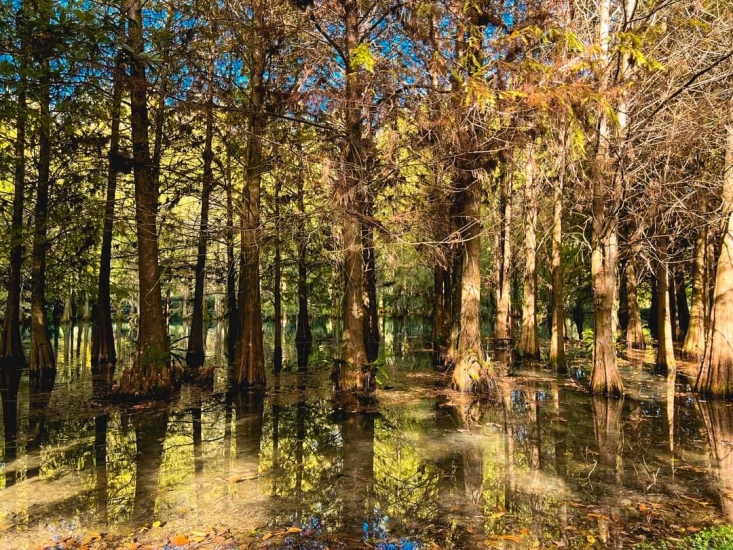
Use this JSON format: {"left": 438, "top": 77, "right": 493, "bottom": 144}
{"left": 171, "top": 534, "right": 189, "bottom": 546}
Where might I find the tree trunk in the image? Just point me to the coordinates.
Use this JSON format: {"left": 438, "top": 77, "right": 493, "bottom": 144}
{"left": 495, "top": 152, "right": 513, "bottom": 346}
{"left": 225, "top": 148, "right": 239, "bottom": 364}
{"left": 334, "top": 0, "right": 372, "bottom": 398}
{"left": 675, "top": 267, "right": 689, "bottom": 341}
{"left": 625, "top": 248, "right": 645, "bottom": 349}
{"left": 119, "top": 0, "right": 173, "bottom": 397}
{"left": 649, "top": 273, "right": 659, "bottom": 340}
{"left": 452, "top": 176, "right": 493, "bottom": 393}
{"left": 29, "top": 23, "right": 55, "bottom": 377}
{"left": 273, "top": 180, "right": 283, "bottom": 373}
{"left": 362, "top": 220, "right": 379, "bottom": 363}
{"left": 589, "top": 0, "right": 623, "bottom": 397}
{"left": 550, "top": 144, "right": 566, "bottom": 371}
{"left": 697, "top": 101, "right": 733, "bottom": 398}
{"left": 295, "top": 167, "right": 311, "bottom": 369}
{"left": 92, "top": 38, "right": 124, "bottom": 369}
{"left": 447, "top": 222, "right": 463, "bottom": 365}
{"left": 234, "top": 27, "right": 266, "bottom": 388}
{"left": 432, "top": 259, "right": 452, "bottom": 366}
{"left": 682, "top": 224, "right": 707, "bottom": 357}
{"left": 656, "top": 233, "right": 676, "bottom": 373}
{"left": 0, "top": 33, "right": 27, "bottom": 368}
{"left": 519, "top": 145, "right": 539, "bottom": 359}
{"left": 186, "top": 95, "right": 215, "bottom": 370}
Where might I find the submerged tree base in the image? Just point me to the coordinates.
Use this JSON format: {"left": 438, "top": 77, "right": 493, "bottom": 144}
{"left": 118, "top": 352, "right": 179, "bottom": 399}
{"left": 451, "top": 354, "right": 496, "bottom": 395}
{"left": 332, "top": 360, "right": 377, "bottom": 410}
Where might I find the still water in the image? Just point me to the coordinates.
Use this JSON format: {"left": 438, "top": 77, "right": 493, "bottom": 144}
{"left": 0, "top": 321, "right": 731, "bottom": 549}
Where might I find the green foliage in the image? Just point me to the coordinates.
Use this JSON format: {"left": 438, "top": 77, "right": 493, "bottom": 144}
{"left": 350, "top": 43, "right": 376, "bottom": 73}
{"left": 635, "top": 524, "right": 733, "bottom": 550}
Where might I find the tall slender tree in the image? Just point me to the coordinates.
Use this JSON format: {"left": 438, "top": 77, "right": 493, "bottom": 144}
{"left": 119, "top": 0, "right": 175, "bottom": 397}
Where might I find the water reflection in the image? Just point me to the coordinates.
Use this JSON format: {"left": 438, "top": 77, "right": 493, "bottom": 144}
{"left": 0, "top": 324, "right": 730, "bottom": 548}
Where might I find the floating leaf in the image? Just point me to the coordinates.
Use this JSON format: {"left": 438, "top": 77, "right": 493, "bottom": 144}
{"left": 171, "top": 534, "right": 189, "bottom": 546}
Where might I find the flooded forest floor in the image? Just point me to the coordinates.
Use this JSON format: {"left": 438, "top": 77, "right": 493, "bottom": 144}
{"left": 0, "top": 321, "right": 731, "bottom": 549}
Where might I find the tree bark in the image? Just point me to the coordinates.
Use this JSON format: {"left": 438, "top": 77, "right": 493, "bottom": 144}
{"left": 696, "top": 101, "right": 733, "bottom": 398}
{"left": 273, "top": 179, "right": 283, "bottom": 373}
{"left": 656, "top": 233, "right": 676, "bottom": 373}
{"left": 451, "top": 175, "right": 493, "bottom": 393}
{"left": 234, "top": 23, "right": 266, "bottom": 388}
{"left": 519, "top": 144, "right": 539, "bottom": 359}
{"left": 550, "top": 143, "right": 566, "bottom": 371}
{"left": 92, "top": 34, "right": 124, "bottom": 369}
{"left": 225, "top": 147, "right": 239, "bottom": 364}
{"left": 334, "top": 0, "right": 372, "bottom": 397}
{"left": 362, "top": 218, "right": 379, "bottom": 363}
{"left": 589, "top": 0, "right": 623, "bottom": 396}
{"left": 119, "top": 0, "right": 173, "bottom": 397}
{"left": 625, "top": 247, "right": 645, "bottom": 349}
{"left": 674, "top": 266, "right": 689, "bottom": 341}
{"left": 29, "top": 12, "right": 55, "bottom": 377}
{"left": 186, "top": 94, "right": 215, "bottom": 370}
{"left": 682, "top": 223, "right": 707, "bottom": 357}
{"left": 0, "top": 35, "right": 27, "bottom": 369}
{"left": 295, "top": 165, "right": 311, "bottom": 369}
{"left": 495, "top": 152, "right": 513, "bottom": 346}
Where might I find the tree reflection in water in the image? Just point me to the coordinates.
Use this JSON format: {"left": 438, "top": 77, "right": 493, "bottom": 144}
{"left": 0, "top": 326, "right": 731, "bottom": 547}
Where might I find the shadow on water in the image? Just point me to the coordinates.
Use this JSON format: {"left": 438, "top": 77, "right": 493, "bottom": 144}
{"left": 0, "top": 321, "right": 731, "bottom": 548}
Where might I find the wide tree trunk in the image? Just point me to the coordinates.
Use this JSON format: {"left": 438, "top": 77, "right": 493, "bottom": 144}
{"left": 697, "top": 102, "right": 733, "bottom": 398}
{"left": 495, "top": 152, "right": 513, "bottom": 346}
{"left": 0, "top": 46, "right": 27, "bottom": 369}
{"left": 29, "top": 25, "right": 55, "bottom": 377}
{"left": 186, "top": 96, "right": 215, "bottom": 370}
{"left": 295, "top": 168, "right": 311, "bottom": 369}
{"left": 92, "top": 37, "right": 124, "bottom": 369}
{"left": 656, "top": 234, "right": 676, "bottom": 373}
{"left": 519, "top": 145, "right": 539, "bottom": 359}
{"left": 550, "top": 144, "right": 566, "bottom": 372}
{"left": 119, "top": 0, "right": 174, "bottom": 397}
{"left": 334, "top": 0, "right": 372, "bottom": 397}
{"left": 589, "top": 0, "right": 623, "bottom": 396}
{"left": 452, "top": 176, "right": 493, "bottom": 393}
{"left": 682, "top": 224, "right": 707, "bottom": 357}
{"left": 234, "top": 31, "right": 266, "bottom": 388}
